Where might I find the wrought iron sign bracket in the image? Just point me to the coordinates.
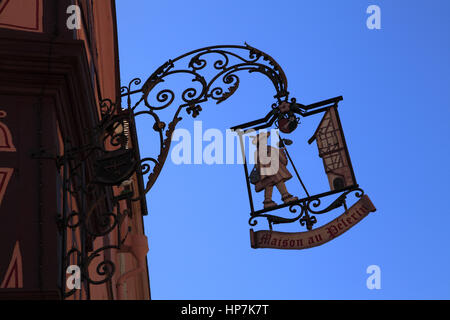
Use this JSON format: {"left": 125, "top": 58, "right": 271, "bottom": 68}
{"left": 30, "top": 42, "right": 373, "bottom": 297}
{"left": 116, "top": 43, "right": 369, "bottom": 235}
{"left": 30, "top": 98, "right": 142, "bottom": 299}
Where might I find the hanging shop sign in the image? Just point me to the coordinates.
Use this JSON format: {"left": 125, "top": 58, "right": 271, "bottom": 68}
{"left": 231, "top": 96, "right": 375, "bottom": 250}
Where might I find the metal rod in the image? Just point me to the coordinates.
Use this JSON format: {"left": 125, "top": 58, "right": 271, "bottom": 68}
{"left": 302, "top": 96, "right": 343, "bottom": 110}
{"left": 300, "top": 105, "right": 333, "bottom": 117}
{"left": 332, "top": 104, "right": 357, "bottom": 186}
{"left": 128, "top": 111, "right": 148, "bottom": 215}
{"left": 238, "top": 131, "right": 255, "bottom": 214}
{"left": 61, "top": 140, "right": 68, "bottom": 299}
{"left": 80, "top": 161, "right": 91, "bottom": 300}
{"left": 120, "top": 88, "right": 142, "bottom": 97}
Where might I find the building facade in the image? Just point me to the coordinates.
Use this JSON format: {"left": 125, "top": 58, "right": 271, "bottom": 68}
{"left": 0, "top": 0, "right": 150, "bottom": 300}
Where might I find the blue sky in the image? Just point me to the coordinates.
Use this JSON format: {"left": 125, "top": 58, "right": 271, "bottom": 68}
{"left": 116, "top": 0, "right": 450, "bottom": 299}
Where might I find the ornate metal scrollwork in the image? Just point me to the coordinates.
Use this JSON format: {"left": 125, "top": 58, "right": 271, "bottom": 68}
{"left": 49, "top": 44, "right": 294, "bottom": 299}
{"left": 120, "top": 44, "right": 292, "bottom": 199}
{"left": 248, "top": 187, "right": 365, "bottom": 231}
{"left": 118, "top": 44, "right": 363, "bottom": 235}
{"left": 44, "top": 43, "right": 360, "bottom": 298}
{"left": 45, "top": 97, "right": 139, "bottom": 299}
{"left": 59, "top": 163, "right": 134, "bottom": 298}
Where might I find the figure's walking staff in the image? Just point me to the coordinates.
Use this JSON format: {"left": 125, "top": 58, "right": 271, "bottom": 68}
{"left": 276, "top": 131, "right": 310, "bottom": 198}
